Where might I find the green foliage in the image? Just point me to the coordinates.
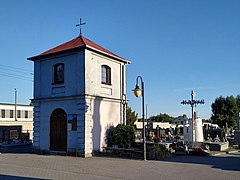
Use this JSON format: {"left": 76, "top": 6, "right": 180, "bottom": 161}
{"left": 126, "top": 105, "right": 138, "bottom": 125}
{"left": 107, "top": 124, "right": 135, "bottom": 148}
{"left": 211, "top": 95, "right": 239, "bottom": 128}
{"left": 155, "top": 144, "right": 171, "bottom": 159}
{"left": 148, "top": 113, "right": 175, "bottom": 123}
{"left": 202, "top": 119, "right": 211, "bottom": 123}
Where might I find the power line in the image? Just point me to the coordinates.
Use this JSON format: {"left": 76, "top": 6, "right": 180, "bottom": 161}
{"left": 0, "top": 67, "right": 33, "bottom": 76}
{"left": 0, "top": 64, "right": 33, "bottom": 74}
{"left": 0, "top": 63, "right": 33, "bottom": 82}
{"left": 0, "top": 72, "right": 33, "bottom": 82}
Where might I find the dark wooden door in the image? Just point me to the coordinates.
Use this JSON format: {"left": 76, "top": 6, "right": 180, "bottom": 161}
{"left": 50, "top": 109, "right": 67, "bottom": 151}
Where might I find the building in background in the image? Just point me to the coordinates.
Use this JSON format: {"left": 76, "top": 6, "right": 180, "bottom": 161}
{"left": 0, "top": 103, "right": 33, "bottom": 142}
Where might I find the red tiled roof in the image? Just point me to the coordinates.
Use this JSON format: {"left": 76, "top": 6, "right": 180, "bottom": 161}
{"left": 28, "top": 36, "right": 124, "bottom": 60}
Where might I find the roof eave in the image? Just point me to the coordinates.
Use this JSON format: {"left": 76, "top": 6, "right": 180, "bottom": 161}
{"left": 27, "top": 46, "right": 85, "bottom": 61}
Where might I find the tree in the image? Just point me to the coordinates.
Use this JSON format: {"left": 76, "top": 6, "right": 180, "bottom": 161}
{"left": 211, "top": 95, "right": 238, "bottom": 128}
{"left": 236, "top": 95, "right": 240, "bottom": 109}
{"left": 126, "top": 105, "right": 138, "bottom": 125}
{"left": 148, "top": 113, "right": 175, "bottom": 123}
{"left": 107, "top": 124, "right": 135, "bottom": 148}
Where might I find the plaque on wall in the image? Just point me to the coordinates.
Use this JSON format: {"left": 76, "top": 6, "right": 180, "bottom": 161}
{"left": 67, "top": 114, "right": 77, "bottom": 131}
{"left": 68, "top": 123, "right": 72, "bottom": 131}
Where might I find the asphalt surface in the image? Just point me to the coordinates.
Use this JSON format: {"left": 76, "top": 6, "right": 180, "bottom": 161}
{"left": 0, "top": 153, "right": 239, "bottom": 180}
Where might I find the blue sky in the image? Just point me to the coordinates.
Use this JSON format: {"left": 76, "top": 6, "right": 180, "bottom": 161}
{"left": 0, "top": 0, "right": 239, "bottom": 119}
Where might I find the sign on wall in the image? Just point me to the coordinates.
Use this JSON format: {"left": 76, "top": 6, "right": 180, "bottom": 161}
{"left": 10, "top": 130, "right": 19, "bottom": 139}
{"left": 67, "top": 114, "right": 77, "bottom": 131}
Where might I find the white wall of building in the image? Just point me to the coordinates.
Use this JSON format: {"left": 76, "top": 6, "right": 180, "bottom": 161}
{"left": 84, "top": 49, "right": 127, "bottom": 152}
{"left": 90, "top": 97, "right": 121, "bottom": 152}
{"left": 33, "top": 51, "right": 85, "bottom": 152}
{"left": 85, "top": 50, "right": 125, "bottom": 99}
{"left": 34, "top": 52, "right": 85, "bottom": 99}
{"left": 34, "top": 99, "right": 79, "bottom": 150}
{"left": 135, "top": 122, "right": 177, "bottom": 130}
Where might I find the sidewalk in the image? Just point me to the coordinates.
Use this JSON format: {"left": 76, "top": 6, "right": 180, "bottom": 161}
{"left": 0, "top": 153, "right": 239, "bottom": 180}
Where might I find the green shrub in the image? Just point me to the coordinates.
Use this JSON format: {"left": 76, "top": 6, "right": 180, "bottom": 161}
{"left": 155, "top": 144, "right": 171, "bottom": 159}
{"left": 107, "top": 124, "right": 135, "bottom": 148}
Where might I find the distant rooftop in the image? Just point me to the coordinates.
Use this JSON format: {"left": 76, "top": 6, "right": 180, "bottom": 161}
{"left": 0, "top": 103, "right": 33, "bottom": 107}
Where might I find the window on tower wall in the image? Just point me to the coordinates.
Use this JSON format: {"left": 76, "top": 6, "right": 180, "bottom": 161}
{"left": 101, "top": 65, "right": 111, "bottom": 85}
{"left": 53, "top": 63, "right": 64, "bottom": 84}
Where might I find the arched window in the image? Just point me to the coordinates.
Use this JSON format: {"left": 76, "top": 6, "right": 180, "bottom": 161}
{"left": 53, "top": 63, "right": 64, "bottom": 84}
{"left": 101, "top": 65, "right": 111, "bottom": 85}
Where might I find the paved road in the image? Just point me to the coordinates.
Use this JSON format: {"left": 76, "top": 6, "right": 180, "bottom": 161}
{"left": 0, "top": 153, "right": 239, "bottom": 180}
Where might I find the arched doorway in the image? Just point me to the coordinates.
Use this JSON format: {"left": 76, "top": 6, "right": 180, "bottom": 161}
{"left": 50, "top": 108, "right": 67, "bottom": 151}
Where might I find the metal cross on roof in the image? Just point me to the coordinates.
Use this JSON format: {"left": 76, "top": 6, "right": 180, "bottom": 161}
{"left": 76, "top": 18, "right": 86, "bottom": 36}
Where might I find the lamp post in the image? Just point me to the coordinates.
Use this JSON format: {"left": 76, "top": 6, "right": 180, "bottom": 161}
{"left": 133, "top": 76, "right": 146, "bottom": 161}
{"left": 122, "top": 94, "right": 127, "bottom": 125}
{"left": 181, "top": 90, "right": 204, "bottom": 147}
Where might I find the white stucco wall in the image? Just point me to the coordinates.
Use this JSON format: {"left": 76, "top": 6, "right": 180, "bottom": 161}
{"left": 34, "top": 51, "right": 85, "bottom": 99}
{"left": 85, "top": 49, "right": 127, "bottom": 152}
{"left": 35, "top": 98, "right": 80, "bottom": 150}
{"left": 85, "top": 50, "right": 126, "bottom": 100}
{"left": 90, "top": 97, "right": 121, "bottom": 152}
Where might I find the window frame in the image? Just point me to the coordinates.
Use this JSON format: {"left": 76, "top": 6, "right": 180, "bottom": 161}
{"left": 25, "top": 111, "right": 28, "bottom": 118}
{"left": 10, "top": 110, "right": 14, "bottom": 118}
{"left": 1, "top": 109, "right": 5, "bottom": 118}
{"left": 53, "top": 63, "right": 65, "bottom": 84}
{"left": 17, "top": 110, "right": 21, "bottom": 118}
{"left": 101, "top": 65, "right": 111, "bottom": 85}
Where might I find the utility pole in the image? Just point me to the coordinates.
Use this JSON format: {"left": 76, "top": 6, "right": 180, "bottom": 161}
{"left": 15, "top": 88, "right": 17, "bottom": 121}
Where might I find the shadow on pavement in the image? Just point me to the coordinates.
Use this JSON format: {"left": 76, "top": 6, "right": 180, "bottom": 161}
{"left": 162, "top": 154, "right": 240, "bottom": 171}
{"left": 0, "top": 174, "right": 48, "bottom": 180}
{"left": 0, "top": 144, "right": 33, "bottom": 154}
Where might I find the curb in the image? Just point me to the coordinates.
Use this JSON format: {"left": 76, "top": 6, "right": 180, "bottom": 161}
{"left": 226, "top": 150, "right": 240, "bottom": 154}
{"left": 210, "top": 150, "right": 240, "bottom": 156}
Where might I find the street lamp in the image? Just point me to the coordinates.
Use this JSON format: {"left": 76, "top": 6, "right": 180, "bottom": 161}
{"left": 133, "top": 76, "right": 146, "bottom": 161}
